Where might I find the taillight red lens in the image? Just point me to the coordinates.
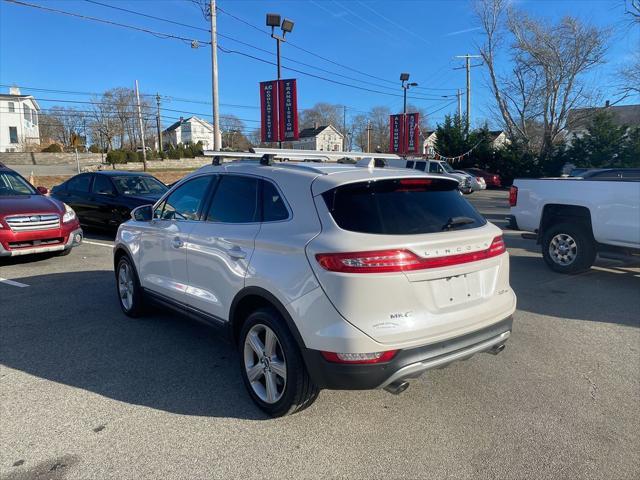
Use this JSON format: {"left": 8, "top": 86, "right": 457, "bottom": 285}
{"left": 315, "top": 236, "right": 506, "bottom": 274}
{"left": 509, "top": 186, "right": 518, "bottom": 207}
{"left": 320, "top": 350, "right": 398, "bottom": 364}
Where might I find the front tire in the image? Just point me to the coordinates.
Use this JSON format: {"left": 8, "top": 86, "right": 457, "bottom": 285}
{"left": 542, "top": 222, "right": 596, "bottom": 274}
{"left": 116, "top": 256, "right": 145, "bottom": 317}
{"left": 239, "top": 308, "right": 318, "bottom": 417}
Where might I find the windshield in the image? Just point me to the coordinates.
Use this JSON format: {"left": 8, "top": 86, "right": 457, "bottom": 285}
{"left": 0, "top": 171, "right": 37, "bottom": 196}
{"left": 111, "top": 176, "right": 167, "bottom": 196}
{"left": 441, "top": 162, "right": 455, "bottom": 173}
{"left": 323, "top": 178, "right": 485, "bottom": 235}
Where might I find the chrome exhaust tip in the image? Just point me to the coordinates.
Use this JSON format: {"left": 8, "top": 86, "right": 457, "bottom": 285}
{"left": 384, "top": 380, "right": 409, "bottom": 395}
{"left": 487, "top": 343, "right": 506, "bottom": 355}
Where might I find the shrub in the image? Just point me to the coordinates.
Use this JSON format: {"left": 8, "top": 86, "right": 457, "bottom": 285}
{"left": 88, "top": 144, "right": 101, "bottom": 153}
{"left": 106, "top": 150, "right": 126, "bottom": 164}
{"left": 42, "top": 143, "right": 62, "bottom": 153}
{"left": 126, "top": 151, "right": 138, "bottom": 163}
{"left": 168, "top": 147, "right": 181, "bottom": 159}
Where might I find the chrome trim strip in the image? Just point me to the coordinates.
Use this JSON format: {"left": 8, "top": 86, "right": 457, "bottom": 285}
{"left": 377, "top": 330, "right": 511, "bottom": 389}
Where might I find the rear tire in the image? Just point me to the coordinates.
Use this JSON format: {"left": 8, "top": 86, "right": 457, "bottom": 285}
{"left": 115, "top": 256, "right": 145, "bottom": 317}
{"left": 542, "top": 222, "right": 596, "bottom": 274}
{"left": 239, "top": 308, "right": 319, "bottom": 417}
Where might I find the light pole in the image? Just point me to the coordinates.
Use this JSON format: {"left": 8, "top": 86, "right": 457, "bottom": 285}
{"left": 267, "top": 13, "right": 294, "bottom": 149}
{"left": 400, "top": 72, "right": 418, "bottom": 116}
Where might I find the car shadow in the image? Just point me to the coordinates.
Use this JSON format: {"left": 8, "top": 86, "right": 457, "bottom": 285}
{"left": 509, "top": 254, "right": 640, "bottom": 328}
{"left": 0, "top": 270, "right": 268, "bottom": 420}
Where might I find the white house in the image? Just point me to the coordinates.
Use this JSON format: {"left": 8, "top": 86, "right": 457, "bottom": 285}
{"left": 0, "top": 87, "right": 40, "bottom": 152}
{"left": 163, "top": 116, "right": 213, "bottom": 150}
{"left": 565, "top": 102, "right": 640, "bottom": 145}
{"left": 290, "top": 124, "right": 343, "bottom": 151}
{"left": 422, "top": 130, "right": 509, "bottom": 155}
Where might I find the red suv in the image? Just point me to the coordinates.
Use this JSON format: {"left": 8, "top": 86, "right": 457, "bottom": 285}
{"left": 465, "top": 168, "right": 502, "bottom": 188}
{"left": 0, "top": 163, "right": 82, "bottom": 258}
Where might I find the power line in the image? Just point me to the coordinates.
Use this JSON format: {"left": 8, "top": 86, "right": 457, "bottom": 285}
{"left": 83, "top": 0, "right": 210, "bottom": 32}
{"left": 3, "top": 0, "right": 210, "bottom": 45}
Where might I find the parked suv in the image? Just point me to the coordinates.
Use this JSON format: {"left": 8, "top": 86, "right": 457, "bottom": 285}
{"left": 0, "top": 163, "right": 82, "bottom": 258}
{"left": 113, "top": 159, "right": 515, "bottom": 416}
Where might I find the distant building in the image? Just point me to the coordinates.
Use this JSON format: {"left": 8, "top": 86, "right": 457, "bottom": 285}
{"left": 290, "top": 124, "right": 343, "bottom": 151}
{"left": 0, "top": 87, "right": 41, "bottom": 152}
{"left": 163, "top": 116, "right": 213, "bottom": 150}
{"left": 566, "top": 102, "right": 640, "bottom": 144}
{"left": 422, "top": 130, "right": 509, "bottom": 155}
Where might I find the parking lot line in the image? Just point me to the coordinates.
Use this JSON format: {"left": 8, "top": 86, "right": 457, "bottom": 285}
{"left": 0, "top": 277, "right": 29, "bottom": 288}
{"left": 83, "top": 240, "right": 114, "bottom": 248}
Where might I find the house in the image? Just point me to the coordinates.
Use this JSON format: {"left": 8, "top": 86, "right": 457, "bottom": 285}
{"left": 290, "top": 124, "right": 344, "bottom": 151}
{"left": 566, "top": 102, "right": 640, "bottom": 144}
{"left": 163, "top": 116, "right": 213, "bottom": 150}
{"left": 422, "top": 129, "right": 509, "bottom": 155}
{"left": 0, "top": 87, "right": 40, "bottom": 152}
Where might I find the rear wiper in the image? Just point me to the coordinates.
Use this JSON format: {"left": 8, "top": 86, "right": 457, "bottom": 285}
{"left": 442, "top": 216, "right": 475, "bottom": 231}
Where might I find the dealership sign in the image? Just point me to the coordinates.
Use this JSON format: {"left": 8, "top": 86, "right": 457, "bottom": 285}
{"left": 260, "top": 79, "right": 299, "bottom": 143}
{"left": 389, "top": 112, "right": 420, "bottom": 154}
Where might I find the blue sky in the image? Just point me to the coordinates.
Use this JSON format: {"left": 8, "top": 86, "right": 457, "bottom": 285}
{"left": 1, "top": 0, "right": 637, "bottom": 135}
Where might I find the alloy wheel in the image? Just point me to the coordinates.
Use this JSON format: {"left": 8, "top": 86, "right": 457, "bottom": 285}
{"left": 243, "top": 324, "right": 287, "bottom": 404}
{"left": 118, "top": 262, "right": 134, "bottom": 311}
{"left": 549, "top": 233, "right": 578, "bottom": 266}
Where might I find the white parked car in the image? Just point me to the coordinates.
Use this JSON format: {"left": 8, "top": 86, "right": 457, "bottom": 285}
{"left": 508, "top": 175, "right": 640, "bottom": 273}
{"left": 113, "top": 158, "right": 516, "bottom": 416}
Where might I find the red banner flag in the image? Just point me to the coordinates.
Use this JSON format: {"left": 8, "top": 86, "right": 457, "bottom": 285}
{"left": 405, "top": 112, "right": 420, "bottom": 154}
{"left": 278, "top": 79, "right": 299, "bottom": 141}
{"left": 260, "top": 80, "right": 279, "bottom": 143}
{"left": 389, "top": 114, "right": 405, "bottom": 153}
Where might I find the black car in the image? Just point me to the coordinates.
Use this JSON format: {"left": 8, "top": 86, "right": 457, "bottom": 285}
{"left": 51, "top": 171, "right": 168, "bottom": 229}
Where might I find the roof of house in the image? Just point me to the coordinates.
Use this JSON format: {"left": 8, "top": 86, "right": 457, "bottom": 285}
{"left": 567, "top": 104, "right": 640, "bottom": 130}
{"left": 163, "top": 116, "right": 212, "bottom": 133}
{"left": 298, "top": 125, "right": 343, "bottom": 139}
{"left": 0, "top": 93, "right": 40, "bottom": 110}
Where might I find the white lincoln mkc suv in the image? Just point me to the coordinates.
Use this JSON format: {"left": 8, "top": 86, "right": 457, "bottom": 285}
{"left": 113, "top": 157, "right": 516, "bottom": 416}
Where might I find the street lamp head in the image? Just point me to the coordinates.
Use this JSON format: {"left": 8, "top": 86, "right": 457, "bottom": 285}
{"left": 281, "top": 18, "right": 295, "bottom": 34}
{"left": 266, "top": 13, "right": 281, "bottom": 27}
{"left": 409, "top": 82, "right": 418, "bottom": 87}
{"left": 400, "top": 72, "right": 410, "bottom": 81}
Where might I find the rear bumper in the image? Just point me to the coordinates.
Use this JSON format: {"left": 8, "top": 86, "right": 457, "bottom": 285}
{"left": 303, "top": 316, "right": 513, "bottom": 390}
{"left": 0, "top": 227, "right": 83, "bottom": 257}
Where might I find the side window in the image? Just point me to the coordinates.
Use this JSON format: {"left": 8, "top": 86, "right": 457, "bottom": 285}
{"left": 415, "top": 161, "right": 426, "bottom": 171}
{"left": 67, "top": 174, "right": 91, "bottom": 193}
{"left": 262, "top": 180, "right": 289, "bottom": 222}
{"left": 206, "top": 175, "right": 259, "bottom": 223}
{"left": 159, "top": 176, "right": 212, "bottom": 221}
{"left": 428, "top": 162, "right": 440, "bottom": 173}
{"left": 92, "top": 175, "right": 115, "bottom": 195}
{"left": 406, "top": 161, "right": 415, "bottom": 169}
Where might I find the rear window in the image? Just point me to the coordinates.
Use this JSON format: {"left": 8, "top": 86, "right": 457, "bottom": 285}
{"left": 322, "top": 178, "right": 486, "bottom": 235}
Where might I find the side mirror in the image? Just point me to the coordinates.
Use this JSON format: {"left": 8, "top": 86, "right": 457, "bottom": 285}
{"left": 36, "top": 186, "right": 49, "bottom": 195}
{"left": 131, "top": 204, "right": 153, "bottom": 222}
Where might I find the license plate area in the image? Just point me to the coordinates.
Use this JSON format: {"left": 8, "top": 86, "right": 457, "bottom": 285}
{"left": 430, "top": 272, "right": 483, "bottom": 309}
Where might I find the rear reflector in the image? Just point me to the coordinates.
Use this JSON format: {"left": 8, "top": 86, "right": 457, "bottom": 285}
{"left": 509, "top": 186, "right": 518, "bottom": 207}
{"left": 320, "top": 350, "right": 398, "bottom": 364}
{"left": 316, "top": 236, "right": 506, "bottom": 273}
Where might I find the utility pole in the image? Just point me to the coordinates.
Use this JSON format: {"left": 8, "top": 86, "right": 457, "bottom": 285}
{"left": 455, "top": 54, "right": 481, "bottom": 135}
{"left": 343, "top": 105, "right": 347, "bottom": 151}
{"left": 210, "top": 0, "right": 222, "bottom": 151}
{"left": 366, "top": 120, "right": 372, "bottom": 153}
{"left": 156, "top": 93, "right": 162, "bottom": 153}
{"left": 457, "top": 88, "right": 462, "bottom": 123}
{"left": 134, "top": 79, "right": 147, "bottom": 171}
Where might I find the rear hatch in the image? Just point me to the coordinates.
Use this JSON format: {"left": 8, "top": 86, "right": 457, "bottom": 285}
{"left": 306, "top": 174, "right": 514, "bottom": 347}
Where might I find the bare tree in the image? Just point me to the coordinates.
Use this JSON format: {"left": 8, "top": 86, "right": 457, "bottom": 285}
{"left": 474, "top": 0, "right": 610, "bottom": 157}
{"left": 220, "top": 114, "right": 248, "bottom": 150}
{"left": 46, "top": 106, "right": 86, "bottom": 148}
{"left": 299, "top": 103, "right": 343, "bottom": 133}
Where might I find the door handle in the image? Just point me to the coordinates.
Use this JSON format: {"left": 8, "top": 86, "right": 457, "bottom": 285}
{"left": 228, "top": 245, "right": 247, "bottom": 259}
{"left": 171, "top": 237, "right": 184, "bottom": 249}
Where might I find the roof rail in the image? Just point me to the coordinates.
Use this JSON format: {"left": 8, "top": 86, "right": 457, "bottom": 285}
{"left": 355, "top": 157, "right": 387, "bottom": 168}
{"left": 260, "top": 153, "right": 275, "bottom": 166}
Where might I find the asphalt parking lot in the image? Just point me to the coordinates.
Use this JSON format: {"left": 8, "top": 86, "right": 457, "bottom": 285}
{"left": 1, "top": 189, "right": 638, "bottom": 480}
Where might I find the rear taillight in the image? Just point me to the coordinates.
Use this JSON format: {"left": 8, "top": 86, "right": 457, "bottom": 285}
{"left": 320, "top": 350, "right": 398, "bottom": 364}
{"left": 509, "top": 186, "right": 518, "bottom": 207}
{"left": 315, "top": 236, "right": 507, "bottom": 274}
